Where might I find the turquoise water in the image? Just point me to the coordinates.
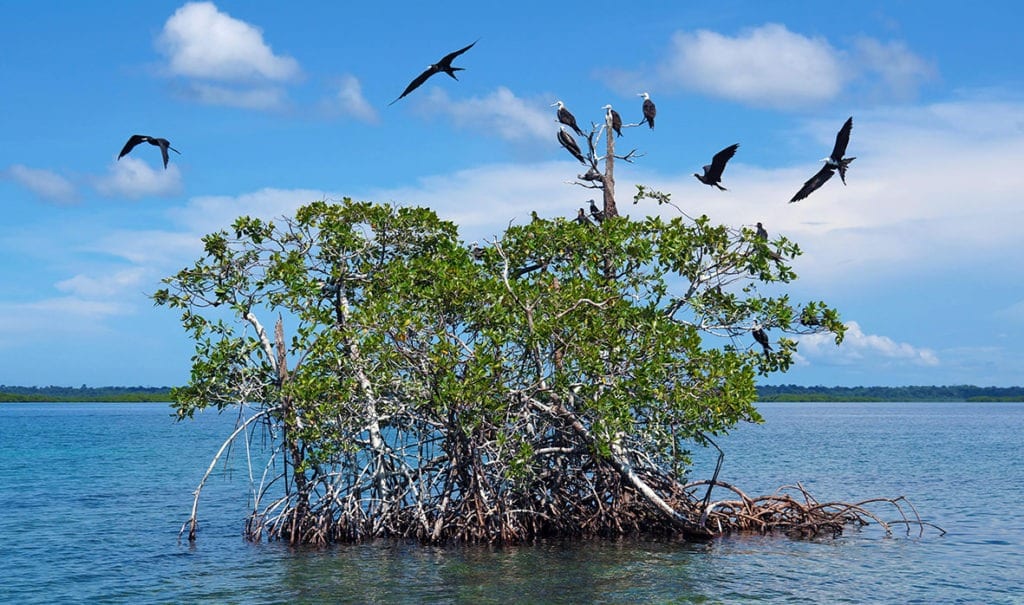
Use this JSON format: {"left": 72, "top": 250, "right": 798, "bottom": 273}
{"left": 0, "top": 401, "right": 1021, "bottom": 603}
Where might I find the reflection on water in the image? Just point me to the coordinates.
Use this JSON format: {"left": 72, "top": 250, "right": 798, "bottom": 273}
{"left": 0, "top": 402, "right": 1021, "bottom": 604}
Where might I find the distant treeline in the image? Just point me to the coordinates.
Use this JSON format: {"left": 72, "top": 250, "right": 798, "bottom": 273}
{"left": 0, "top": 385, "right": 173, "bottom": 402}
{"left": 757, "top": 384, "right": 1024, "bottom": 402}
{"left": 3, "top": 384, "right": 1022, "bottom": 403}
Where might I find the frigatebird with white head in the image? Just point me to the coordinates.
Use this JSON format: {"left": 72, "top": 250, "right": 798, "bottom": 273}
{"left": 588, "top": 199, "right": 604, "bottom": 222}
{"left": 694, "top": 143, "right": 739, "bottom": 190}
{"left": 638, "top": 92, "right": 656, "bottom": 129}
{"left": 790, "top": 116, "right": 855, "bottom": 203}
{"left": 390, "top": 40, "right": 478, "bottom": 106}
{"left": 752, "top": 326, "right": 772, "bottom": 356}
{"left": 552, "top": 101, "right": 584, "bottom": 136}
{"left": 602, "top": 104, "right": 622, "bottom": 137}
{"left": 557, "top": 127, "right": 587, "bottom": 164}
{"left": 117, "top": 134, "right": 180, "bottom": 169}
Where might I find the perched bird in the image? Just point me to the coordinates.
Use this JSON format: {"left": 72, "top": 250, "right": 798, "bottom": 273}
{"left": 579, "top": 166, "right": 603, "bottom": 182}
{"left": 389, "top": 40, "right": 477, "bottom": 105}
{"left": 469, "top": 241, "right": 485, "bottom": 260}
{"left": 754, "top": 222, "right": 783, "bottom": 261}
{"left": 552, "top": 101, "right": 584, "bottom": 136}
{"left": 752, "top": 327, "right": 772, "bottom": 356}
{"left": 602, "top": 104, "right": 622, "bottom": 137}
{"left": 558, "top": 127, "right": 587, "bottom": 164}
{"left": 117, "top": 134, "right": 180, "bottom": 169}
{"left": 694, "top": 143, "right": 739, "bottom": 190}
{"left": 789, "top": 117, "right": 855, "bottom": 203}
{"left": 589, "top": 199, "right": 604, "bottom": 222}
{"left": 755, "top": 222, "right": 769, "bottom": 241}
{"left": 575, "top": 208, "right": 594, "bottom": 227}
{"left": 638, "top": 92, "right": 656, "bottom": 129}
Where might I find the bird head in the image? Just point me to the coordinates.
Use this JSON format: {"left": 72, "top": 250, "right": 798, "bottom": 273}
{"left": 638, "top": 92, "right": 650, "bottom": 100}
{"left": 551, "top": 100, "right": 564, "bottom": 109}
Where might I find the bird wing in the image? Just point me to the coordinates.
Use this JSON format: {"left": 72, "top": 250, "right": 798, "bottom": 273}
{"left": 709, "top": 143, "right": 739, "bottom": 178}
{"left": 790, "top": 165, "right": 835, "bottom": 203}
{"left": 389, "top": 66, "right": 439, "bottom": 105}
{"left": 118, "top": 134, "right": 148, "bottom": 159}
{"left": 437, "top": 39, "right": 477, "bottom": 69}
{"left": 158, "top": 141, "right": 170, "bottom": 168}
{"left": 831, "top": 116, "right": 853, "bottom": 161}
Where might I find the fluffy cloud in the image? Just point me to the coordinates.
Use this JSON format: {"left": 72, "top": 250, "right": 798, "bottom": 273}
{"left": 323, "top": 75, "right": 378, "bottom": 123}
{"left": 156, "top": 2, "right": 299, "bottom": 109}
{"left": 56, "top": 268, "right": 148, "bottom": 299}
{"left": 637, "top": 24, "right": 934, "bottom": 108}
{"left": 659, "top": 24, "right": 845, "bottom": 108}
{"left": 157, "top": 1, "right": 299, "bottom": 82}
{"left": 419, "top": 87, "right": 553, "bottom": 142}
{"left": 4, "top": 164, "right": 77, "bottom": 203}
{"left": 797, "top": 321, "right": 939, "bottom": 367}
{"left": 95, "top": 157, "right": 183, "bottom": 200}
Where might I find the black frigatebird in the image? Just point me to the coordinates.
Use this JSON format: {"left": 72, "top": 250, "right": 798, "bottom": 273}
{"left": 588, "top": 199, "right": 604, "bottom": 222}
{"left": 789, "top": 117, "right": 855, "bottom": 202}
{"left": 756, "top": 222, "right": 769, "bottom": 241}
{"left": 389, "top": 40, "right": 477, "bottom": 106}
{"left": 694, "top": 143, "right": 739, "bottom": 190}
{"left": 117, "top": 135, "right": 180, "bottom": 169}
{"left": 575, "top": 208, "right": 594, "bottom": 227}
{"left": 752, "top": 327, "right": 772, "bottom": 356}
{"left": 558, "top": 127, "right": 586, "bottom": 164}
{"left": 552, "top": 101, "right": 584, "bottom": 136}
{"left": 602, "top": 104, "right": 622, "bottom": 137}
{"left": 638, "top": 92, "right": 656, "bottom": 129}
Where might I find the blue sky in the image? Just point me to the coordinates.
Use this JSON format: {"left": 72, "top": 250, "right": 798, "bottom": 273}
{"left": 2, "top": 1, "right": 1022, "bottom": 388}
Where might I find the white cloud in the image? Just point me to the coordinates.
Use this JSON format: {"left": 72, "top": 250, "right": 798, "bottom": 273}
{"left": 419, "top": 87, "right": 552, "bottom": 142}
{"left": 157, "top": 1, "right": 299, "bottom": 82}
{"left": 95, "top": 157, "right": 183, "bottom": 199}
{"left": 184, "top": 82, "right": 288, "bottom": 110}
{"left": 4, "top": 164, "right": 77, "bottom": 203}
{"left": 853, "top": 37, "right": 937, "bottom": 100}
{"left": 797, "top": 321, "right": 939, "bottom": 367}
{"left": 659, "top": 24, "right": 844, "bottom": 108}
{"left": 56, "top": 268, "right": 148, "bottom": 298}
{"left": 634, "top": 24, "right": 935, "bottom": 108}
{"left": 324, "top": 74, "right": 378, "bottom": 123}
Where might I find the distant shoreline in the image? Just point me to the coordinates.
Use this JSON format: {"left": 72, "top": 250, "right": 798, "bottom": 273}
{"left": 2, "top": 384, "right": 1022, "bottom": 403}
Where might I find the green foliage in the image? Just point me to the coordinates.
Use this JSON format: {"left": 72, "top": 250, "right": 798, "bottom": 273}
{"left": 154, "top": 194, "right": 845, "bottom": 542}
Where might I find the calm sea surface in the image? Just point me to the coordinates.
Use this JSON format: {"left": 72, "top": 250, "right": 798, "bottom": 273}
{"left": 0, "top": 401, "right": 1021, "bottom": 604}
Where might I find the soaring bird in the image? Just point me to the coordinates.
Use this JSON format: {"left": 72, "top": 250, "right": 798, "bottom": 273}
{"left": 638, "top": 92, "right": 656, "bottom": 129}
{"left": 390, "top": 40, "right": 477, "bottom": 105}
{"left": 752, "top": 327, "right": 772, "bottom": 356}
{"left": 117, "top": 134, "right": 180, "bottom": 169}
{"left": 694, "top": 143, "right": 739, "bottom": 190}
{"left": 789, "top": 117, "right": 855, "bottom": 202}
{"left": 575, "top": 208, "right": 594, "bottom": 227}
{"left": 558, "top": 127, "right": 587, "bottom": 164}
{"left": 602, "top": 104, "right": 623, "bottom": 137}
{"left": 552, "top": 101, "right": 584, "bottom": 136}
{"left": 589, "top": 199, "right": 604, "bottom": 222}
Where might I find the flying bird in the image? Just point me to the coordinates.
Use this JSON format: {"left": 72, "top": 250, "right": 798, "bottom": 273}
{"left": 752, "top": 327, "right": 772, "bottom": 356}
{"left": 389, "top": 40, "right": 477, "bottom": 105}
{"left": 558, "top": 127, "right": 587, "bottom": 164}
{"left": 638, "top": 92, "right": 656, "bottom": 129}
{"left": 117, "top": 134, "right": 180, "bottom": 169}
{"left": 589, "top": 199, "right": 604, "bottom": 222}
{"left": 694, "top": 143, "right": 739, "bottom": 190}
{"left": 789, "top": 116, "right": 856, "bottom": 203}
{"left": 552, "top": 101, "right": 584, "bottom": 136}
{"left": 602, "top": 104, "right": 622, "bottom": 137}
